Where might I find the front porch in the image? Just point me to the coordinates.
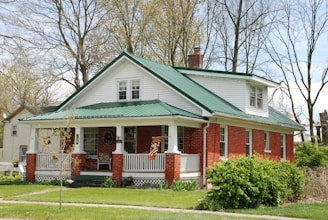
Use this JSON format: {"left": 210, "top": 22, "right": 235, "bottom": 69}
{"left": 33, "top": 153, "right": 201, "bottom": 186}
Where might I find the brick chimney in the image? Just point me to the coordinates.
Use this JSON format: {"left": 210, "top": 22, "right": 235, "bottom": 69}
{"left": 188, "top": 47, "right": 203, "bottom": 68}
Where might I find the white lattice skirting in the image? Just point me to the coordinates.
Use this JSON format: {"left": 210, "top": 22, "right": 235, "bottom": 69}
{"left": 35, "top": 171, "right": 71, "bottom": 182}
{"left": 133, "top": 178, "right": 165, "bottom": 187}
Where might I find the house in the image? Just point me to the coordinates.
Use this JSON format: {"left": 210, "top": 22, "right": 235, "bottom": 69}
{"left": 19, "top": 48, "right": 303, "bottom": 187}
{"left": 1, "top": 105, "right": 57, "bottom": 164}
{"left": 2, "top": 106, "right": 36, "bottom": 164}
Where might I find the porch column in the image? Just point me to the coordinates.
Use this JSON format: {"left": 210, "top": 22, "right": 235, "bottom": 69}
{"left": 112, "top": 125, "right": 124, "bottom": 186}
{"left": 72, "top": 127, "right": 84, "bottom": 153}
{"left": 71, "top": 127, "right": 86, "bottom": 178}
{"left": 165, "top": 125, "right": 181, "bottom": 185}
{"left": 26, "top": 128, "right": 38, "bottom": 182}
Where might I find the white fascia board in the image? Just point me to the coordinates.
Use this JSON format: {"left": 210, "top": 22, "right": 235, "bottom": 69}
{"left": 57, "top": 56, "right": 127, "bottom": 111}
{"left": 179, "top": 69, "right": 279, "bottom": 88}
{"left": 23, "top": 115, "right": 207, "bottom": 128}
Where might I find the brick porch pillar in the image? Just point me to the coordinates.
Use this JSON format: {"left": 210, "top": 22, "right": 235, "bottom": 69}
{"left": 71, "top": 153, "right": 86, "bottom": 178}
{"left": 26, "top": 153, "right": 36, "bottom": 182}
{"left": 112, "top": 154, "right": 123, "bottom": 186}
{"left": 165, "top": 153, "right": 181, "bottom": 185}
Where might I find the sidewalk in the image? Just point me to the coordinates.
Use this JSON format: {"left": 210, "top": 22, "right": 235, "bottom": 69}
{"left": 0, "top": 198, "right": 308, "bottom": 220}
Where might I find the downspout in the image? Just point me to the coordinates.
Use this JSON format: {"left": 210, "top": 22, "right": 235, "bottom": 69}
{"left": 203, "top": 122, "right": 210, "bottom": 188}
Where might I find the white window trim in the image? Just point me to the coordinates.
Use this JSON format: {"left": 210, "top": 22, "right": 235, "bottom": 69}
{"left": 249, "top": 85, "right": 263, "bottom": 109}
{"left": 246, "top": 129, "right": 252, "bottom": 156}
{"left": 280, "top": 134, "right": 286, "bottom": 160}
{"left": 117, "top": 79, "right": 142, "bottom": 101}
{"left": 264, "top": 131, "right": 271, "bottom": 153}
{"left": 220, "top": 125, "right": 228, "bottom": 159}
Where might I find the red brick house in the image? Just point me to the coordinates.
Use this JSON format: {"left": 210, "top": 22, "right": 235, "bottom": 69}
{"left": 20, "top": 49, "right": 303, "bottom": 187}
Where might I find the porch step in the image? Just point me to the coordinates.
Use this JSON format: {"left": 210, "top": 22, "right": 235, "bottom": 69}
{"left": 69, "top": 175, "right": 106, "bottom": 188}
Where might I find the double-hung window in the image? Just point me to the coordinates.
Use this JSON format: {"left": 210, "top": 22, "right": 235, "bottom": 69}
{"left": 264, "top": 132, "right": 270, "bottom": 152}
{"left": 220, "top": 126, "right": 227, "bottom": 158}
{"left": 280, "top": 134, "right": 286, "bottom": 160}
{"left": 118, "top": 81, "right": 127, "bottom": 100}
{"left": 118, "top": 79, "right": 141, "bottom": 101}
{"left": 250, "top": 86, "right": 263, "bottom": 109}
{"left": 131, "top": 80, "right": 140, "bottom": 100}
{"left": 246, "top": 129, "right": 252, "bottom": 156}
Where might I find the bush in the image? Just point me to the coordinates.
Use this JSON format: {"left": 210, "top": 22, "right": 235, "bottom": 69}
{"left": 103, "top": 176, "right": 116, "bottom": 188}
{"left": 295, "top": 142, "right": 328, "bottom": 168}
{"left": 197, "top": 156, "right": 304, "bottom": 210}
{"left": 0, "top": 171, "right": 23, "bottom": 185}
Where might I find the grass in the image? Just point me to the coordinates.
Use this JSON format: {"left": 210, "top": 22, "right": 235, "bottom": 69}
{"left": 0, "top": 203, "right": 256, "bottom": 220}
{"left": 1, "top": 185, "right": 328, "bottom": 219}
{"left": 9, "top": 187, "right": 205, "bottom": 209}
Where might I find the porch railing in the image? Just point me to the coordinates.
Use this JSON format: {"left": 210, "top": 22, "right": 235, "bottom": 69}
{"left": 123, "top": 153, "right": 165, "bottom": 172}
{"left": 180, "top": 154, "right": 200, "bottom": 172}
{"left": 36, "top": 153, "right": 71, "bottom": 171}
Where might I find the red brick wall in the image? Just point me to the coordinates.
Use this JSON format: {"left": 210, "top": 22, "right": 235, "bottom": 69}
{"left": 71, "top": 154, "right": 86, "bottom": 178}
{"left": 112, "top": 154, "right": 123, "bottom": 186}
{"left": 252, "top": 129, "right": 264, "bottom": 155}
{"left": 228, "top": 126, "right": 246, "bottom": 158}
{"left": 26, "top": 153, "right": 36, "bottom": 182}
{"left": 286, "top": 134, "right": 294, "bottom": 162}
{"left": 165, "top": 153, "right": 180, "bottom": 185}
{"left": 137, "top": 126, "right": 161, "bottom": 153}
{"left": 205, "top": 124, "right": 220, "bottom": 167}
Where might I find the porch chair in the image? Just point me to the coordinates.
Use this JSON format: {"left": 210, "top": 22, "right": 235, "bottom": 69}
{"left": 97, "top": 152, "right": 111, "bottom": 170}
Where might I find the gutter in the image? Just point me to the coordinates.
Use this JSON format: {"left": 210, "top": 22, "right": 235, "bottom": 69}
{"left": 203, "top": 122, "right": 210, "bottom": 188}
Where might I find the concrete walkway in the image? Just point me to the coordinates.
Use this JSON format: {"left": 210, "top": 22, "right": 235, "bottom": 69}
{"left": 0, "top": 198, "right": 309, "bottom": 220}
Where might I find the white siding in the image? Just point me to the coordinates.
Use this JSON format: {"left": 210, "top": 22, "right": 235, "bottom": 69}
{"left": 67, "top": 59, "right": 203, "bottom": 115}
{"left": 188, "top": 74, "right": 269, "bottom": 117}
{"left": 3, "top": 110, "right": 32, "bottom": 162}
{"left": 188, "top": 75, "right": 246, "bottom": 111}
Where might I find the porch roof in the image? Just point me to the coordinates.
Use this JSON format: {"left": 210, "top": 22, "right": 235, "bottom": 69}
{"left": 20, "top": 100, "right": 204, "bottom": 121}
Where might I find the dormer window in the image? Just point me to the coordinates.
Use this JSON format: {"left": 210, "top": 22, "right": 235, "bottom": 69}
{"left": 118, "top": 79, "right": 141, "bottom": 101}
{"left": 250, "top": 86, "right": 263, "bottom": 109}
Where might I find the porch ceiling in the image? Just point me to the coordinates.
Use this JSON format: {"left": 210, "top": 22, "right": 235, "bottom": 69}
{"left": 20, "top": 100, "right": 205, "bottom": 122}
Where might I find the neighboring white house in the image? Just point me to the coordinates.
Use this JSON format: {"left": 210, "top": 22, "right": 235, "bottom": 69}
{"left": 2, "top": 105, "right": 56, "bottom": 164}
{"left": 2, "top": 106, "right": 35, "bottom": 164}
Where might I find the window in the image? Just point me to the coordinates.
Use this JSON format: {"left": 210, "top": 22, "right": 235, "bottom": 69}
{"left": 250, "top": 86, "right": 263, "bottom": 109}
{"left": 162, "top": 126, "right": 168, "bottom": 152}
{"left": 118, "top": 79, "right": 141, "bottom": 101}
{"left": 124, "top": 127, "right": 137, "bottom": 153}
{"left": 131, "top": 80, "right": 140, "bottom": 99}
{"left": 246, "top": 129, "right": 252, "bottom": 156}
{"left": 178, "top": 126, "right": 184, "bottom": 153}
{"left": 11, "top": 124, "right": 17, "bottom": 136}
{"left": 83, "top": 128, "right": 98, "bottom": 155}
{"left": 280, "top": 134, "right": 286, "bottom": 160}
{"left": 118, "top": 81, "right": 127, "bottom": 100}
{"left": 220, "top": 126, "right": 227, "bottom": 157}
{"left": 19, "top": 145, "right": 28, "bottom": 162}
{"left": 264, "top": 132, "right": 270, "bottom": 152}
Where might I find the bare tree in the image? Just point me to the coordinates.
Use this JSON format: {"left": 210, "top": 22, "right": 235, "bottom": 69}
{"left": 3, "top": 0, "right": 113, "bottom": 90}
{"left": 267, "top": 0, "right": 328, "bottom": 141}
{"left": 203, "top": 0, "right": 277, "bottom": 73}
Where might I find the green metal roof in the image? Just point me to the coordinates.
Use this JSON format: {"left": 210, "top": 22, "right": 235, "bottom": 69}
{"left": 21, "top": 100, "right": 204, "bottom": 121}
{"left": 46, "top": 52, "right": 302, "bottom": 130}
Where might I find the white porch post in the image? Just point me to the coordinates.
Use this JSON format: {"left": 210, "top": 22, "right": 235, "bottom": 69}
{"left": 73, "top": 127, "right": 85, "bottom": 153}
{"left": 166, "top": 125, "right": 181, "bottom": 154}
{"left": 113, "top": 125, "right": 124, "bottom": 154}
{"left": 27, "top": 128, "right": 38, "bottom": 153}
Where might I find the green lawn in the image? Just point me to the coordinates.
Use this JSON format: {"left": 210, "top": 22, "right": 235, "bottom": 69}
{"left": 1, "top": 185, "right": 327, "bottom": 220}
